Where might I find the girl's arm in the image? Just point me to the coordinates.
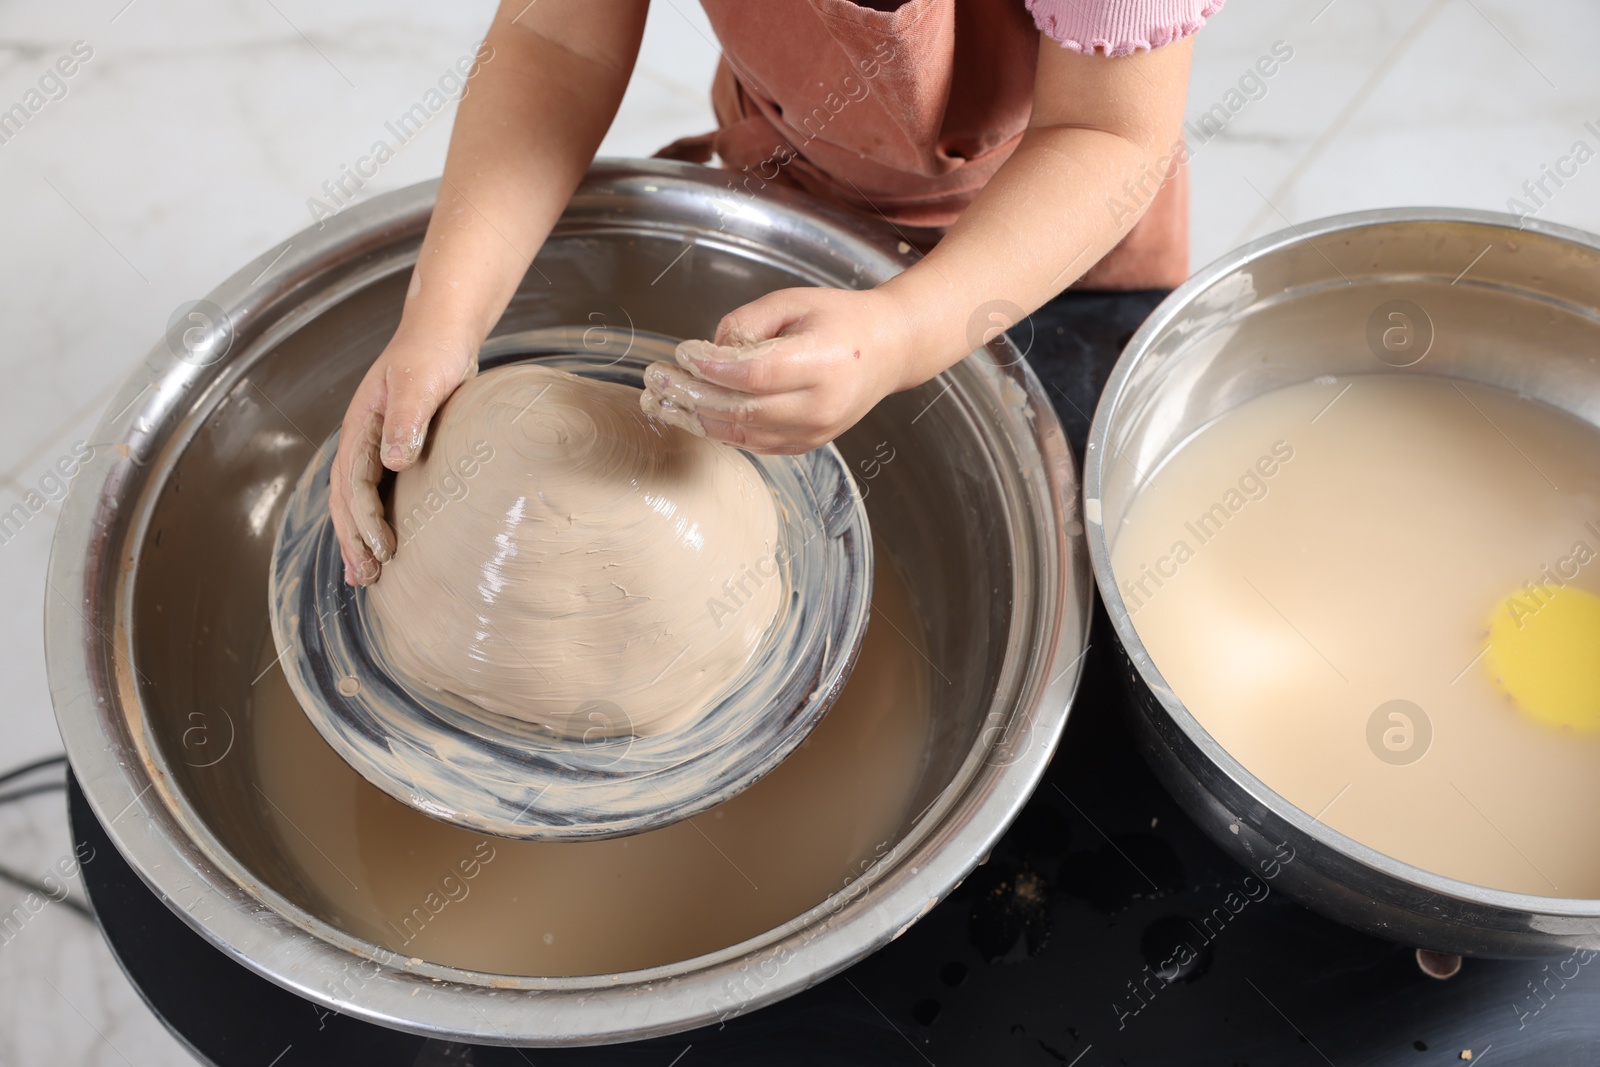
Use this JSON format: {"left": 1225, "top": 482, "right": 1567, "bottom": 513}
{"left": 640, "top": 36, "right": 1194, "bottom": 453}
{"left": 334, "top": 0, "right": 649, "bottom": 585}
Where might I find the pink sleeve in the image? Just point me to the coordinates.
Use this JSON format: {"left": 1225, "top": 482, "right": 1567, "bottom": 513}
{"left": 1026, "top": 0, "right": 1224, "bottom": 56}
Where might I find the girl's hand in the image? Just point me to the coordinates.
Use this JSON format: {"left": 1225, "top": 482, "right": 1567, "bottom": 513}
{"left": 330, "top": 325, "right": 479, "bottom": 586}
{"left": 640, "top": 286, "right": 914, "bottom": 453}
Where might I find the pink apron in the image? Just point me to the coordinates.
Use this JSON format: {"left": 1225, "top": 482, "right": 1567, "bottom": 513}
{"left": 658, "top": 0, "right": 1188, "bottom": 289}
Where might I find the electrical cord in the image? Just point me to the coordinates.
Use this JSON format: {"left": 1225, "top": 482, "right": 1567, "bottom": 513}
{"left": 0, "top": 754, "right": 68, "bottom": 810}
{"left": 0, "top": 754, "right": 65, "bottom": 790}
{"left": 0, "top": 861, "right": 92, "bottom": 920}
{"left": 0, "top": 781, "right": 67, "bottom": 806}
{"left": 0, "top": 753, "right": 93, "bottom": 921}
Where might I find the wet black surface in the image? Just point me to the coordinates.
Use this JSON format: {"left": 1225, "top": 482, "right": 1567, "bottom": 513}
{"left": 71, "top": 290, "right": 1600, "bottom": 1065}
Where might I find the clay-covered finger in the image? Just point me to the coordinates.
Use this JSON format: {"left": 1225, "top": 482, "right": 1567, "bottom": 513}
{"left": 645, "top": 360, "right": 764, "bottom": 420}
{"left": 332, "top": 506, "right": 378, "bottom": 588}
{"left": 349, "top": 482, "right": 394, "bottom": 566}
{"left": 638, "top": 379, "right": 706, "bottom": 437}
{"left": 335, "top": 398, "right": 396, "bottom": 583}
{"left": 712, "top": 288, "right": 812, "bottom": 348}
{"left": 675, "top": 336, "right": 812, "bottom": 395}
{"left": 379, "top": 354, "right": 472, "bottom": 471}
{"left": 676, "top": 337, "right": 782, "bottom": 366}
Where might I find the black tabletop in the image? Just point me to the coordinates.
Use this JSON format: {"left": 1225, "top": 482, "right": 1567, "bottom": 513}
{"left": 69, "top": 290, "right": 1600, "bottom": 1066}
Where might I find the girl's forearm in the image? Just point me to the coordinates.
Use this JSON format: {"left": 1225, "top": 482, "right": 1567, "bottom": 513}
{"left": 879, "top": 37, "right": 1193, "bottom": 388}
{"left": 398, "top": 2, "right": 649, "bottom": 346}
{"left": 880, "top": 127, "right": 1154, "bottom": 386}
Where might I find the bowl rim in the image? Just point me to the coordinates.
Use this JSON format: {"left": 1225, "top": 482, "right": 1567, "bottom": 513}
{"left": 1084, "top": 204, "right": 1600, "bottom": 918}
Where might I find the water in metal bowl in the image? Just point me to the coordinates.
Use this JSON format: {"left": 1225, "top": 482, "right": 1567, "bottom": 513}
{"left": 1086, "top": 208, "right": 1600, "bottom": 958}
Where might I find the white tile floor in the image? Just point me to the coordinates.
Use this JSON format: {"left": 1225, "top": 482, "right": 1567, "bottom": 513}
{"left": 0, "top": 0, "right": 1595, "bottom": 1062}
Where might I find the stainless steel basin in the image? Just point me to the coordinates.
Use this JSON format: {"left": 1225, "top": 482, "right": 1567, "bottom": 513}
{"left": 46, "top": 160, "right": 1091, "bottom": 1043}
{"left": 1086, "top": 207, "right": 1600, "bottom": 958}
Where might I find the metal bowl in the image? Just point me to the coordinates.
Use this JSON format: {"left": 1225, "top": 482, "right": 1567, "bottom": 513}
{"left": 46, "top": 160, "right": 1090, "bottom": 1044}
{"left": 1086, "top": 207, "right": 1600, "bottom": 958}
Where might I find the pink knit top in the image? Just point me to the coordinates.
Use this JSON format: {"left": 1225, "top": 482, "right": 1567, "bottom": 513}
{"left": 1028, "top": 0, "right": 1224, "bottom": 56}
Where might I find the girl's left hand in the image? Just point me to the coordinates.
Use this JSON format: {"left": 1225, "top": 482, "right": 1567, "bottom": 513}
{"left": 640, "top": 286, "right": 914, "bottom": 454}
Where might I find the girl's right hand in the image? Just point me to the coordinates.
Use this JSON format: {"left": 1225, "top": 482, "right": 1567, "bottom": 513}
{"left": 329, "top": 324, "right": 479, "bottom": 586}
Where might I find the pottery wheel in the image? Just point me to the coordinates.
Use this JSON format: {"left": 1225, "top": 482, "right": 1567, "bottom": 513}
{"left": 267, "top": 350, "right": 872, "bottom": 840}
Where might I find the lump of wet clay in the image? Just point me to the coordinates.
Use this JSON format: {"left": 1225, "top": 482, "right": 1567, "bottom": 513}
{"left": 364, "top": 364, "right": 785, "bottom": 738}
